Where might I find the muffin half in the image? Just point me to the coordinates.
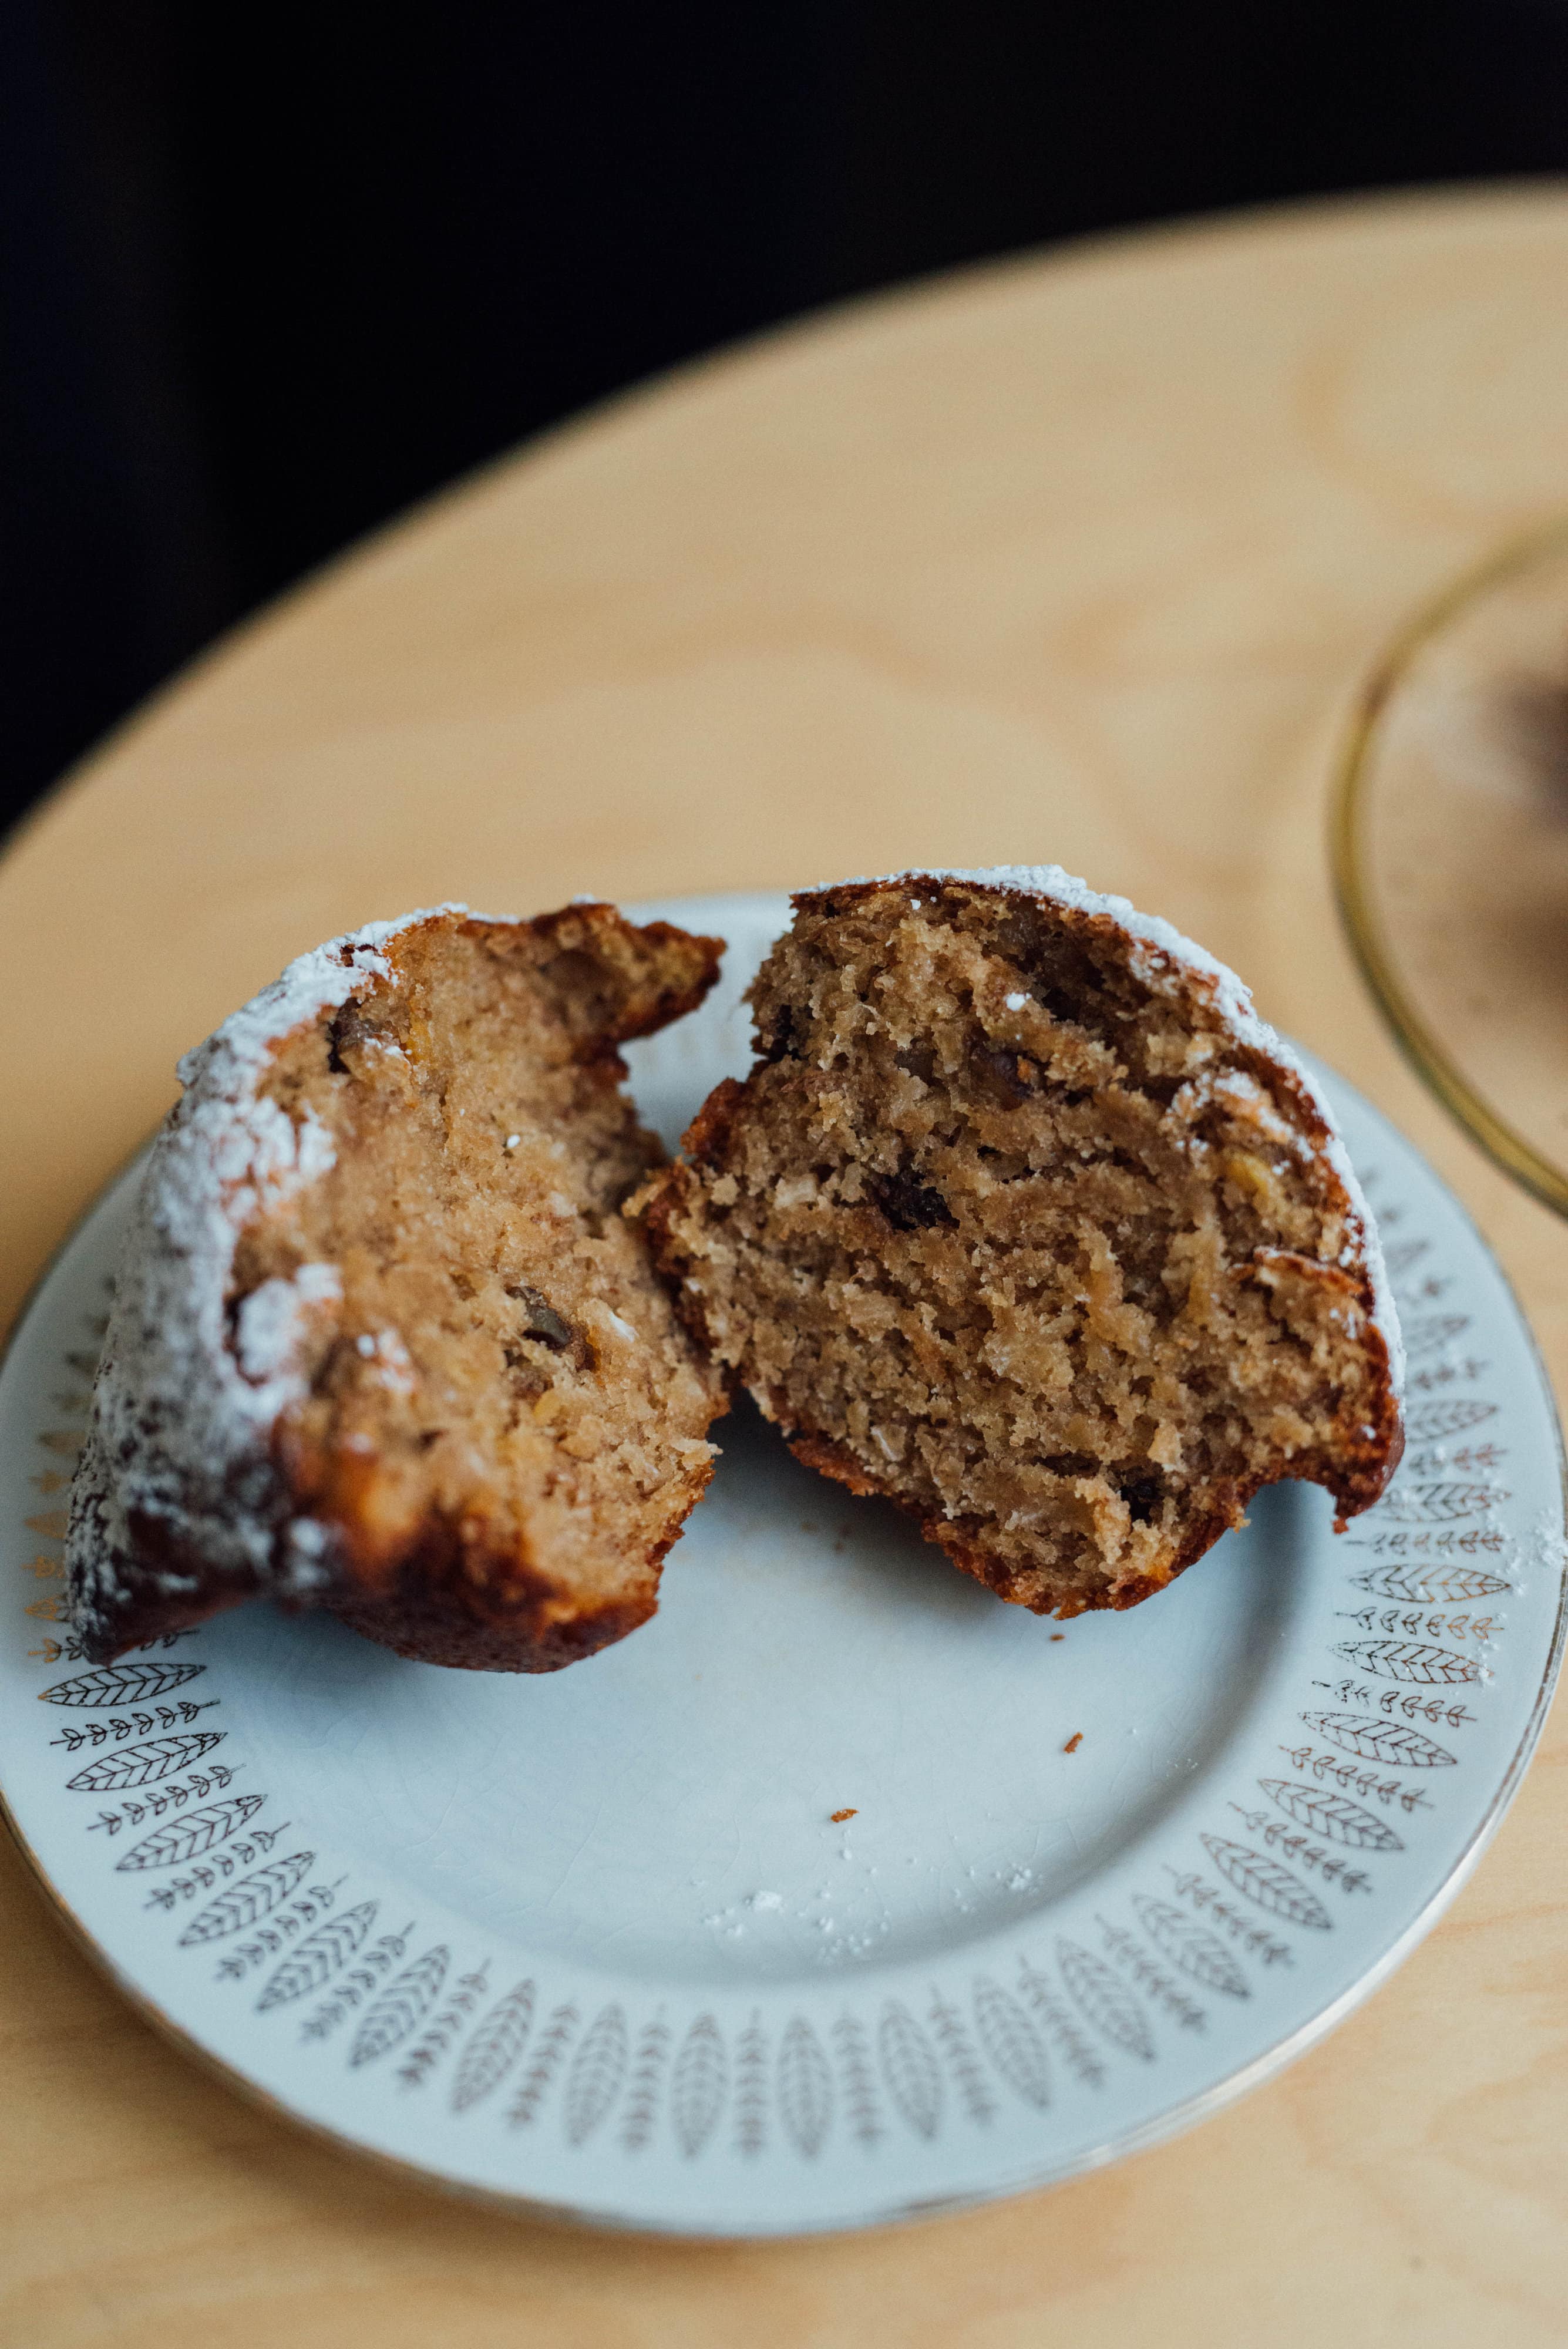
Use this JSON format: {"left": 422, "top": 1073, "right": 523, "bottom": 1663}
{"left": 642, "top": 867, "right": 1403, "bottom": 1617}
{"left": 68, "top": 902, "right": 728, "bottom": 1669}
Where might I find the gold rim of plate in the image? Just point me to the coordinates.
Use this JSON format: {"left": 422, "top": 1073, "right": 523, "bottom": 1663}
{"left": 1331, "top": 513, "right": 1568, "bottom": 1223}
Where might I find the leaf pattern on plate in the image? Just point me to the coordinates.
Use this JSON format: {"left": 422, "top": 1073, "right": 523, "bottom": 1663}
{"left": 1313, "top": 1680, "right": 1475, "bottom": 1731}
{"left": 733, "top": 2012, "right": 768, "bottom": 2158}
{"left": 1163, "top": 1870, "right": 1294, "bottom": 1965}
{"left": 973, "top": 1976, "right": 1051, "bottom": 2108}
{"left": 450, "top": 1978, "right": 534, "bottom": 2114}
{"left": 1275, "top": 1745, "right": 1431, "bottom": 1815}
{"left": 1303, "top": 1711, "right": 1458, "bottom": 1767}
{"left": 177, "top": 1850, "right": 316, "bottom": 1946}
{"left": 561, "top": 2001, "right": 628, "bottom": 2145}
{"left": 1375, "top": 1483, "right": 1505, "bottom": 1525}
{"left": 1381, "top": 1237, "right": 1429, "bottom": 1282}
{"left": 397, "top": 1965, "right": 490, "bottom": 2089}
{"left": 350, "top": 1944, "right": 449, "bottom": 2068}
{"left": 670, "top": 2013, "right": 726, "bottom": 2158}
{"left": 928, "top": 1989, "right": 996, "bottom": 2123}
{"left": 1131, "top": 1897, "right": 1249, "bottom": 1998}
{"left": 139, "top": 1827, "right": 284, "bottom": 1905}
{"left": 1350, "top": 1562, "right": 1511, "bottom": 1603}
{"left": 1016, "top": 1959, "right": 1107, "bottom": 2086}
{"left": 213, "top": 1883, "right": 339, "bottom": 1982}
{"left": 878, "top": 2000, "right": 943, "bottom": 2139}
{"left": 49, "top": 1701, "right": 216, "bottom": 1753}
{"left": 41, "top": 1662, "right": 206, "bottom": 1707}
{"left": 508, "top": 2003, "right": 578, "bottom": 2128}
{"left": 619, "top": 2014, "right": 671, "bottom": 2153}
{"left": 1402, "top": 1314, "right": 1470, "bottom": 1357}
{"left": 115, "top": 1794, "right": 264, "bottom": 1872}
{"left": 777, "top": 2015, "right": 833, "bottom": 2159}
{"left": 1201, "top": 1836, "right": 1331, "bottom": 1930}
{"left": 1344, "top": 1610, "right": 1497, "bottom": 1647}
{"left": 832, "top": 2011, "right": 882, "bottom": 2147}
{"left": 1225, "top": 1808, "right": 1373, "bottom": 1894}
{"left": 1403, "top": 1397, "right": 1496, "bottom": 1442}
{"left": 86, "top": 1762, "right": 241, "bottom": 1843}
{"left": 1096, "top": 1920, "right": 1206, "bottom": 2030}
{"left": 1333, "top": 1640, "right": 1480, "bottom": 1684}
{"left": 66, "top": 1732, "right": 224, "bottom": 1792}
{"left": 1055, "top": 1939, "right": 1155, "bottom": 2062}
{"left": 299, "top": 1926, "right": 411, "bottom": 2041}
{"left": 1257, "top": 1781, "right": 1402, "bottom": 1852}
{"left": 257, "top": 1902, "right": 378, "bottom": 2011}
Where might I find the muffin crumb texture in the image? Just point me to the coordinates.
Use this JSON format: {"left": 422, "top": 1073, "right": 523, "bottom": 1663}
{"left": 645, "top": 871, "right": 1403, "bottom": 1618}
{"left": 69, "top": 903, "right": 727, "bottom": 1670}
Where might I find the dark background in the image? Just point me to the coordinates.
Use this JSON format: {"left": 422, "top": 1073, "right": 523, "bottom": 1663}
{"left": 6, "top": 1, "right": 1568, "bottom": 837}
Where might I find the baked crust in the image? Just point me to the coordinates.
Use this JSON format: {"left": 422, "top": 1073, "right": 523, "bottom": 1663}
{"left": 645, "top": 866, "right": 1404, "bottom": 1618}
{"left": 68, "top": 901, "right": 728, "bottom": 1670}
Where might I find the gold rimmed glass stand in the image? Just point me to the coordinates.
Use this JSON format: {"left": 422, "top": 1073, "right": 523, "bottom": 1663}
{"left": 1334, "top": 519, "right": 1568, "bottom": 1219}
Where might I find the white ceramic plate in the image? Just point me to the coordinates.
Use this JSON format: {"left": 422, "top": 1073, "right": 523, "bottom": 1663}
{"left": 2, "top": 891, "right": 1563, "bottom": 2238}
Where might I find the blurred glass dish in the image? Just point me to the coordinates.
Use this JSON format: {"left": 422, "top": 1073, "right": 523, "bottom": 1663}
{"left": 1334, "top": 519, "right": 1568, "bottom": 1219}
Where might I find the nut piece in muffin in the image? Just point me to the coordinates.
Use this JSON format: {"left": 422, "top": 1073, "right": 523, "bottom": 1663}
{"left": 68, "top": 903, "right": 728, "bottom": 1670}
{"left": 643, "top": 867, "right": 1404, "bottom": 1618}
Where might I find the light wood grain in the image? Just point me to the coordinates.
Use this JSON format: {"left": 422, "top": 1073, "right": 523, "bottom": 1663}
{"left": 4, "top": 183, "right": 1568, "bottom": 2348}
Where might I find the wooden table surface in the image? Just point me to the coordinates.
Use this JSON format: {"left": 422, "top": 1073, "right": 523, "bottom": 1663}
{"left": 4, "top": 183, "right": 1568, "bottom": 2348}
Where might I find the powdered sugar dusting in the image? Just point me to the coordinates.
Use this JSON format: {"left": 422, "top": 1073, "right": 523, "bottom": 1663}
{"left": 233, "top": 1262, "right": 342, "bottom": 1385}
{"left": 65, "top": 906, "right": 477, "bottom": 1649}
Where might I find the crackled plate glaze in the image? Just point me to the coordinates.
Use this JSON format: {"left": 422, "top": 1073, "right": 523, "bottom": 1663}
{"left": 1, "top": 892, "right": 1562, "bottom": 2237}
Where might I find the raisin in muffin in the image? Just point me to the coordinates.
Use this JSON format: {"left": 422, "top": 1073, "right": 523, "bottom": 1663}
{"left": 68, "top": 902, "right": 728, "bottom": 1670}
{"left": 642, "top": 867, "right": 1403, "bottom": 1618}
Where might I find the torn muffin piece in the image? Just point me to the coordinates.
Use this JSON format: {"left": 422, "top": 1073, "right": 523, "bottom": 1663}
{"left": 643, "top": 867, "right": 1404, "bottom": 1618}
{"left": 68, "top": 902, "right": 728, "bottom": 1670}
